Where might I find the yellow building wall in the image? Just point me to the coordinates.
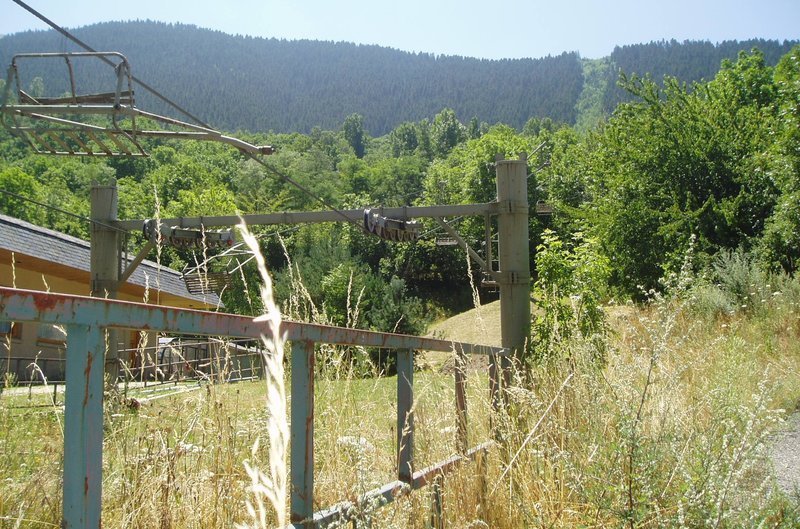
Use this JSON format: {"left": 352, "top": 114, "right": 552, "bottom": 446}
{"left": 0, "top": 262, "right": 159, "bottom": 381}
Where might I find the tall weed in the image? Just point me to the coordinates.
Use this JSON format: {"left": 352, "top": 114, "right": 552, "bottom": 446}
{"left": 476, "top": 264, "right": 800, "bottom": 528}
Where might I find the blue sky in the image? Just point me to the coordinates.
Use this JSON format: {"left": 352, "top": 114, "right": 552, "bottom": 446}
{"left": 2, "top": 0, "right": 798, "bottom": 60}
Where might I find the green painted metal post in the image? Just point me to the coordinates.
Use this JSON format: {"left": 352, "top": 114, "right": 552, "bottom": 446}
{"left": 63, "top": 323, "right": 105, "bottom": 529}
{"left": 495, "top": 154, "right": 531, "bottom": 365}
{"left": 397, "top": 348, "right": 414, "bottom": 483}
{"left": 291, "top": 340, "right": 315, "bottom": 528}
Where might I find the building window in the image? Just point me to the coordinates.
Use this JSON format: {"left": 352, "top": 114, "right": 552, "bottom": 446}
{"left": 37, "top": 323, "right": 67, "bottom": 345}
{"left": 0, "top": 321, "right": 22, "bottom": 340}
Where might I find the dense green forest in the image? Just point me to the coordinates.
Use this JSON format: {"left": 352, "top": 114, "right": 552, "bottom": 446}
{"left": 0, "top": 21, "right": 583, "bottom": 134}
{"left": 0, "top": 22, "right": 795, "bottom": 134}
{"left": 2, "top": 35, "right": 799, "bottom": 342}
{"left": 601, "top": 38, "right": 798, "bottom": 112}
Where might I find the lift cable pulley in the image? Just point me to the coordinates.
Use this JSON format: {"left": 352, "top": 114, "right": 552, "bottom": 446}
{"left": 142, "top": 219, "right": 236, "bottom": 250}
{"left": 363, "top": 208, "right": 420, "bottom": 243}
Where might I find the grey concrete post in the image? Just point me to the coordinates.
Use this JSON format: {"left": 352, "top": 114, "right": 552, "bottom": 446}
{"left": 495, "top": 154, "right": 531, "bottom": 362}
{"left": 90, "top": 179, "right": 120, "bottom": 379}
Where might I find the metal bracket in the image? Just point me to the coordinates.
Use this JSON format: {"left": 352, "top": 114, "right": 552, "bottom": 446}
{"left": 498, "top": 200, "right": 528, "bottom": 214}
{"left": 482, "top": 271, "right": 529, "bottom": 287}
{"left": 90, "top": 278, "right": 118, "bottom": 296}
{"left": 119, "top": 241, "right": 155, "bottom": 284}
{"left": 433, "top": 218, "right": 500, "bottom": 283}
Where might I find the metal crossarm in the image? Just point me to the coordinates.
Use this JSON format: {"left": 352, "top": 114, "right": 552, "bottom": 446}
{"left": 1, "top": 52, "right": 274, "bottom": 157}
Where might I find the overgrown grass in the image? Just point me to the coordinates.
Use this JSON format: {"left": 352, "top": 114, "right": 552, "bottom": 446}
{"left": 0, "top": 369, "right": 490, "bottom": 527}
{"left": 2, "top": 246, "right": 800, "bottom": 527}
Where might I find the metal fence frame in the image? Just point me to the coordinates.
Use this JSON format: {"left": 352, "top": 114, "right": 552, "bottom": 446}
{"left": 0, "top": 286, "right": 505, "bottom": 528}
{"left": 1, "top": 343, "right": 264, "bottom": 385}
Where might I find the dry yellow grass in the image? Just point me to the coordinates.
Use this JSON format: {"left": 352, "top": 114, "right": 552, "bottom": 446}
{"left": 3, "top": 285, "right": 800, "bottom": 528}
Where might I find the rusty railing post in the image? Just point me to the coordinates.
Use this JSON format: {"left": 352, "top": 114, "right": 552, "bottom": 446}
{"left": 430, "top": 475, "right": 444, "bottom": 529}
{"left": 488, "top": 349, "right": 505, "bottom": 439}
{"left": 63, "top": 323, "right": 105, "bottom": 529}
{"left": 0, "top": 288, "right": 510, "bottom": 526}
{"left": 291, "top": 340, "right": 315, "bottom": 528}
{"left": 454, "top": 345, "right": 468, "bottom": 454}
{"left": 397, "top": 348, "right": 414, "bottom": 483}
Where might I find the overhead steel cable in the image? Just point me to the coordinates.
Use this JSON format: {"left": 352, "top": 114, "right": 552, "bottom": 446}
{"left": 242, "top": 154, "right": 371, "bottom": 232}
{"left": 0, "top": 188, "right": 127, "bottom": 233}
{"left": 8, "top": 0, "right": 417, "bottom": 238}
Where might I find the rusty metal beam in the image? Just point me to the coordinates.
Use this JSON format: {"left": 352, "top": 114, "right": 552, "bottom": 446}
{"left": 0, "top": 288, "right": 506, "bottom": 356}
{"left": 311, "top": 442, "right": 493, "bottom": 528}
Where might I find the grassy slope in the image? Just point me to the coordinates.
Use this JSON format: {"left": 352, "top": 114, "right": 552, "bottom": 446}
{"left": 428, "top": 299, "right": 503, "bottom": 347}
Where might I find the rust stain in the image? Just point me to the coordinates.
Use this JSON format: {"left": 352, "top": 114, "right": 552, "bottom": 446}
{"left": 84, "top": 351, "right": 93, "bottom": 406}
{"left": 33, "top": 292, "right": 60, "bottom": 311}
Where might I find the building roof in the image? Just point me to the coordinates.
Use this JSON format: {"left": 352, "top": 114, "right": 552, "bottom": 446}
{"left": 0, "top": 213, "right": 221, "bottom": 309}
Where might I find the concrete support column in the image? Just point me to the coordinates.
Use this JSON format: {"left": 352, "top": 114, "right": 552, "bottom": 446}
{"left": 90, "top": 180, "right": 120, "bottom": 378}
{"left": 495, "top": 154, "right": 531, "bottom": 363}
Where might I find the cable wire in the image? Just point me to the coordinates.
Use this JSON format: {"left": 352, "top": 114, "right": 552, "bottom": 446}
{"left": 0, "top": 188, "right": 126, "bottom": 233}
{"left": 8, "top": 0, "right": 412, "bottom": 238}
{"left": 243, "top": 154, "right": 368, "bottom": 232}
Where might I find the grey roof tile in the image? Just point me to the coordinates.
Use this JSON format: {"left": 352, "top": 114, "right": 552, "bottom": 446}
{"left": 0, "top": 213, "right": 221, "bottom": 307}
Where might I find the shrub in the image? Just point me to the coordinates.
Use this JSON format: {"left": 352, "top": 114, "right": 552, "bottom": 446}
{"left": 532, "top": 229, "right": 610, "bottom": 363}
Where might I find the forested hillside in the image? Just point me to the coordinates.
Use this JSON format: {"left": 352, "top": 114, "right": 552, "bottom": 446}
{"left": 602, "top": 38, "right": 799, "bottom": 111}
{"left": 2, "top": 44, "right": 799, "bottom": 332}
{"left": 0, "top": 21, "right": 583, "bottom": 134}
{"left": 0, "top": 21, "right": 795, "bottom": 134}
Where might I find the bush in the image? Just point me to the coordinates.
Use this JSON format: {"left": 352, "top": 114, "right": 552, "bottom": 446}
{"left": 532, "top": 230, "right": 610, "bottom": 363}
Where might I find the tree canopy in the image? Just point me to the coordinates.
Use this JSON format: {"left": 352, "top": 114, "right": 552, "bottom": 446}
{"left": 2, "top": 41, "right": 799, "bottom": 330}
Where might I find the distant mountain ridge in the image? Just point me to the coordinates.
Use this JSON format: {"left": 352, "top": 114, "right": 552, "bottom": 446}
{"left": 603, "top": 38, "right": 798, "bottom": 112}
{"left": 0, "top": 21, "right": 795, "bottom": 134}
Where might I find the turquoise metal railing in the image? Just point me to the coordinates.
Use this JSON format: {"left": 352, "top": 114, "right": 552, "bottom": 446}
{"left": 0, "top": 286, "right": 506, "bottom": 528}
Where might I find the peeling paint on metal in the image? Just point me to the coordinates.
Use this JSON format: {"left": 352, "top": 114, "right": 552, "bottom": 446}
{"left": 33, "top": 291, "right": 59, "bottom": 311}
{"left": 83, "top": 350, "right": 93, "bottom": 406}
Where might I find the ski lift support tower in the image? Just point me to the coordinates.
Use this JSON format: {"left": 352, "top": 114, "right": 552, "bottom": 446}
{"left": 0, "top": 44, "right": 545, "bottom": 529}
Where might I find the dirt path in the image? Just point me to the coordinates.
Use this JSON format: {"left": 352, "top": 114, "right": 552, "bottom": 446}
{"left": 772, "top": 413, "right": 800, "bottom": 495}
